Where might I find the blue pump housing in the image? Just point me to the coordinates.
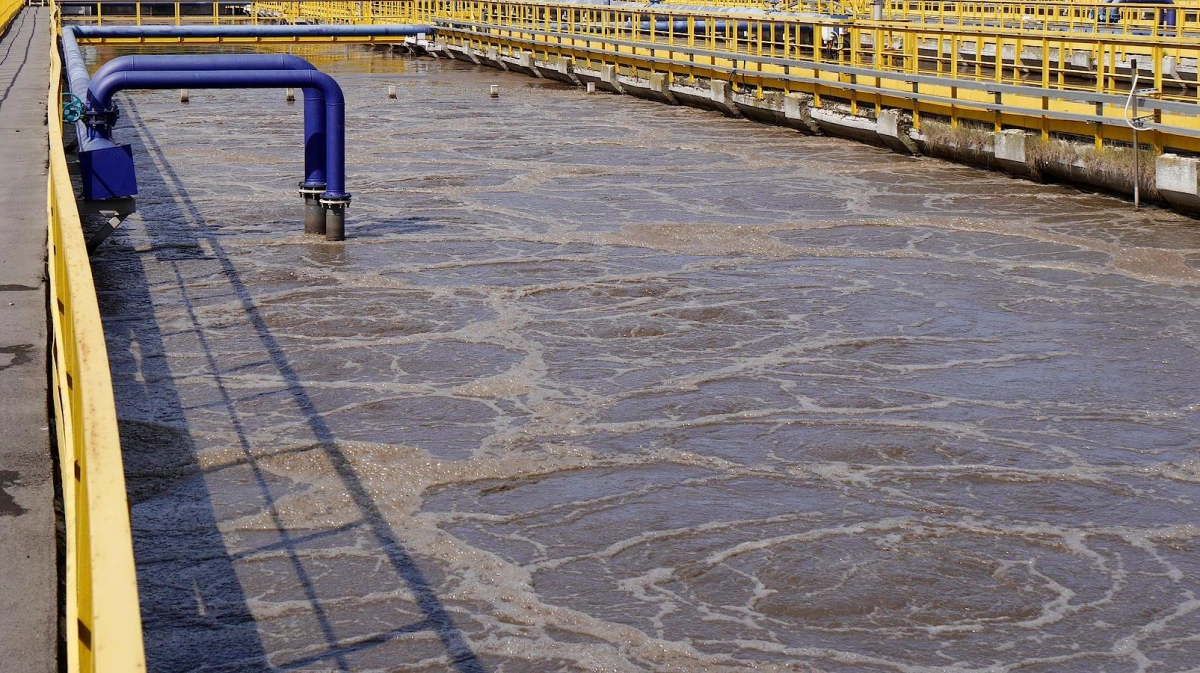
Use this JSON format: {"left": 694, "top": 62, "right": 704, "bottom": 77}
{"left": 79, "top": 143, "right": 136, "bottom": 200}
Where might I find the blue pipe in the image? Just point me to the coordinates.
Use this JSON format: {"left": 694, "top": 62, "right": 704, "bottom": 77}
{"left": 627, "top": 20, "right": 747, "bottom": 31}
{"left": 88, "top": 54, "right": 329, "bottom": 189}
{"left": 68, "top": 23, "right": 434, "bottom": 40}
{"left": 62, "top": 27, "right": 116, "bottom": 152}
{"left": 88, "top": 68, "right": 349, "bottom": 201}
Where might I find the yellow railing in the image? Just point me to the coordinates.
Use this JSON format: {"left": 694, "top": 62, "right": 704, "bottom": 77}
{"left": 47, "top": 21, "right": 148, "bottom": 673}
{"left": 248, "top": 0, "right": 435, "bottom": 23}
{"left": 61, "top": 0, "right": 1200, "bottom": 37}
{"left": 431, "top": 0, "right": 1200, "bottom": 99}
{"left": 657, "top": 0, "right": 870, "bottom": 15}
{"left": 1, "top": 0, "right": 23, "bottom": 32}
{"left": 59, "top": 0, "right": 264, "bottom": 26}
{"left": 877, "top": 0, "right": 1198, "bottom": 38}
{"left": 425, "top": 0, "right": 1200, "bottom": 151}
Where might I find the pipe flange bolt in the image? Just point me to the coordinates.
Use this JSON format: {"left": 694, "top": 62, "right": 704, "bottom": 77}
{"left": 319, "top": 195, "right": 352, "bottom": 207}
{"left": 298, "top": 185, "right": 326, "bottom": 197}
{"left": 82, "top": 104, "right": 120, "bottom": 131}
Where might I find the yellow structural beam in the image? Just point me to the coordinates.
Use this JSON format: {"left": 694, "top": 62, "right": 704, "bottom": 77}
{"left": 1, "top": 0, "right": 23, "bottom": 32}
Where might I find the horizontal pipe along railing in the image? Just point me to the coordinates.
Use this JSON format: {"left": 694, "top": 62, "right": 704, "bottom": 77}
{"left": 47, "top": 35, "right": 148, "bottom": 673}
{"left": 66, "top": 21, "right": 436, "bottom": 38}
{"left": 56, "top": 0, "right": 439, "bottom": 27}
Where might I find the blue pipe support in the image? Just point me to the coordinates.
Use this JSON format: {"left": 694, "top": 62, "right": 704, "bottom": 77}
{"left": 88, "top": 69, "right": 349, "bottom": 203}
{"left": 88, "top": 54, "right": 329, "bottom": 190}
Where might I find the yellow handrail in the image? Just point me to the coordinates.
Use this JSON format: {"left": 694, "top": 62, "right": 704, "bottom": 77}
{"left": 47, "top": 15, "right": 148, "bottom": 673}
{"left": 1, "top": 0, "right": 23, "bottom": 32}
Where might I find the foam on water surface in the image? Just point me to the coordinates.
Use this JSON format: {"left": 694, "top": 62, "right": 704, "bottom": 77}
{"left": 88, "top": 45, "right": 1200, "bottom": 672}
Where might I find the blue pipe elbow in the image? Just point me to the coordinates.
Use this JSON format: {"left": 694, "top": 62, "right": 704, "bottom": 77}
{"left": 88, "top": 69, "right": 349, "bottom": 201}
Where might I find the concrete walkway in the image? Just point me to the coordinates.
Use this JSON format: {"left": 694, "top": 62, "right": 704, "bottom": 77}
{"left": 0, "top": 7, "right": 55, "bottom": 673}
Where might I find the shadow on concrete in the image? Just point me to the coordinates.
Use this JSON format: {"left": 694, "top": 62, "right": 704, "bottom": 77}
{"left": 88, "top": 97, "right": 485, "bottom": 672}
{"left": 0, "top": 10, "right": 37, "bottom": 113}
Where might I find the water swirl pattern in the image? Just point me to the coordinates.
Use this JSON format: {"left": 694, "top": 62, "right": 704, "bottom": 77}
{"left": 86, "top": 45, "right": 1200, "bottom": 672}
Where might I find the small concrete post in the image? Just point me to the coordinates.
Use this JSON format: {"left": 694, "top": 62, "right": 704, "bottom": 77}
{"left": 180, "top": 88, "right": 189, "bottom": 103}
{"left": 876, "top": 109, "right": 919, "bottom": 154}
{"left": 286, "top": 87, "right": 295, "bottom": 103}
{"left": 387, "top": 84, "right": 397, "bottom": 99}
{"left": 994, "top": 129, "right": 1036, "bottom": 177}
{"left": 490, "top": 84, "right": 500, "bottom": 98}
{"left": 1156, "top": 154, "right": 1200, "bottom": 212}
{"left": 600, "top": 64, "right": 622, "bottom": 93}
{"left": 586, "top": 82, "right": 596, "bottom": 94}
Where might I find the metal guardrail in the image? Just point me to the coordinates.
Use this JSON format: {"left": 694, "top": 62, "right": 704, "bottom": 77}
{"left": 248, "top": 0, "right": 435, "bottom": 22}
{"left": 1, "top": 0, "right": 23, "bottom": 31}
{"left": 422, "top": 1, "right": 1199, "bottom": 98}
{"left": 875, "top": 0, "right": 1198, "bottom": 38}
{"left": 418, "top": 0, "right": 1200, "bottom": 151}
{"left": 658, "top": 0, "right": 869, "bottom": 14}
{"left": 59, "top": 0, "right": 1200, "bottom": 40}
{"left": 46, "top": 13, "right": 148, "bottom": 672}
{"left": 84, "top": 1, "right": 1185, "bottom": 148}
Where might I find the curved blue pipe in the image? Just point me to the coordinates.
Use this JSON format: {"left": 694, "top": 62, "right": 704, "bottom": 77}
{"left": 89, "top": 69, "right": 349, "bottom": 201}
{"left": 89, "top": 54, "right": 329, "bottom": 189}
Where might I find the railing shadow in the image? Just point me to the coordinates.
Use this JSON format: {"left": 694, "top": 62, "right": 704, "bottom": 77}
{"left": 0, "top": 8, "right": 37, "bottom": 112}
{"left": 89, "top": 96, "right": 484, "bottom": 672}
{"left": 88, "top": 168, "right": 274, "bottom": 671}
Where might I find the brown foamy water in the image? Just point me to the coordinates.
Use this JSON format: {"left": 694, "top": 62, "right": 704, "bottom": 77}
{"left": 85, "top": 44, "right": 1200, "bottom": 672}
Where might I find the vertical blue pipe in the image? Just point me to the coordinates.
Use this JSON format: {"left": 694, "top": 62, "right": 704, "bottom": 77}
{"left": 303, "top": 91, "right": 326, "bottom": 189}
